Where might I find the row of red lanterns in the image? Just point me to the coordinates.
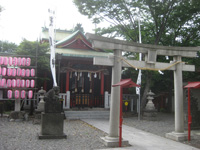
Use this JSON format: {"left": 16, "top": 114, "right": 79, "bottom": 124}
{"left": 0, "top": 79, "right": 35, "bottom": 88}
{"left": 0, "top": 57, "right": 31, "bottom": 66}
{"left": 7, "top": 90, "right": 33, "bottom": 99}
{"left": 0, "top": 67, "right": 35, "bottom": 77}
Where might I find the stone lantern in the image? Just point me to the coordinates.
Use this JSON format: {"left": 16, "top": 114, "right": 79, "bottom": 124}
{"left": 36, "top": 87, "right": 46, "bottom": 112}
{"left": 143, "top": 90, "right": 157, "bottom": 121}
{"left": 34, "top": 87, "right": 46, "bottom": 124}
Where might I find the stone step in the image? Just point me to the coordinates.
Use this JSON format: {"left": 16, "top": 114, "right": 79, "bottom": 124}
{"left": 64, "top": 110, "right": 110, "bottom": 120}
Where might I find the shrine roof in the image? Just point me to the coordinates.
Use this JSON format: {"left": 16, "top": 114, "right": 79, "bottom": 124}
{"left": 55, "top": 30, "right": 104, "bottom": 52}
{"left": 184, "top": 82, "right": 200, "bottom": 89}
{"left": 55, "top": 48, "right": 111, "bottom": 58}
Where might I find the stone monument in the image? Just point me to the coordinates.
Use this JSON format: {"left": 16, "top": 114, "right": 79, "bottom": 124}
{"left": 143, "top": 90, "right": 157, "bottom": 121}
{"left": 38, "top": 86, "right": 67, "bottom": 139}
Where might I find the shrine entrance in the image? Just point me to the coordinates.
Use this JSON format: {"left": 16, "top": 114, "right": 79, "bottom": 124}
{"left": 86, "top": 33, "right": 199, "bottom": 145}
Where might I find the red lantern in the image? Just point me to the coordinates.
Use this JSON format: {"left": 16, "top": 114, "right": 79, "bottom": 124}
{"left": 26, "top": 80, "right": 30, "bottom": 88}
{"left": 16, "top": 79, "right": 21, "bottom": 88}
{"left": 31, "top": 69, "right": 35, "bottom": 77}
{"left": 21, "top": 57, "right": 26, "bottom": 66}
{"left": 1, "top": 78, "right": 6, "bottom": 87}
{"left": 15, "top": 90, "right": 20, "bottom": 99}
{"left": 7, "top": 68, "right": 12, "bottom": 76}
{"left": 12, "top": 79, "right": 16, "bottom": 88}
{"left": 26, "top": 69, "right": 30, "bottom": 77}
{"left": 12, "top": 57, "right": 17, "bottom": 66}
{"left": 2, "top": 67, "right": 6, "bottom": 76}
{"left": 21, "top": 69, "right": 25, "bottom": 77}
{"left": 30, "top": 80, "right": 35, "bottom": 88}
{"left": 28, "top": 90, "right": 33, "bottom": 99}
{"left": 12, "top": 68, "right": 16, "bottom": 76}
{"left": 21, "top": 90, "right": 26, "bottom": 99}
{"left": 7, "top": 79, "right": 12, "bottom": 88}
{"left": 3, "top": 57, "right": 8, "bottom": 65}
{"left": 8, "top": 57, "right": 12, "bottom": 66}
{"left": 17, "top": 57, "right": 21, "bottom": 66}
{"left": 17, "top": 68, "right": 21, "bottom": 76}
{"left": 0, "top": 56, "right": 4, "bottom": 65}
{"left": 26, "top": 58, "right": 31, "bottom": 66}
{"left": 7, "top": 90, "right": 12, "bottom": 99}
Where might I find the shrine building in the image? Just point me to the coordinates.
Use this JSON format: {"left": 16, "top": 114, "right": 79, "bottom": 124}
{"left": 40, "top": 28, "right": 112, "bottom": 109}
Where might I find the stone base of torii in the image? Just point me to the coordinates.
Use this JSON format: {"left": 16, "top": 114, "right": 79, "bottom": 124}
{"left": 86, "top": 33, "right": 199, "bottom": 146}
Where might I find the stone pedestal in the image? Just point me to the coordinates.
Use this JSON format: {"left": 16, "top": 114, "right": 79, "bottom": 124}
{"left": 38, "top": 86, "right": 67, "bottom": 139}
{"left": 101, "top": 136, "right": 129, "bottom": 147}
{"left": 38, "top": 112, "right": 67, "bottom": 139}
{"left": 165, "top": 132, "right": 187, "bottom": 141}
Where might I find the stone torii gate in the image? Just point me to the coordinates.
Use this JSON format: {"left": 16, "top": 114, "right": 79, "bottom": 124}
{"left": 86, "top": 33, "right": 199, "bottom": 146}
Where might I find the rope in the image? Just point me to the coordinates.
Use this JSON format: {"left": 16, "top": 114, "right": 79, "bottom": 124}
{"left": 119, "top": 56, "right": 183, "bottom": 71}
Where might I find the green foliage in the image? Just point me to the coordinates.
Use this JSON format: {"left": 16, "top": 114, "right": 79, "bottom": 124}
{"left": 73, "top": 23, "right": 85, "bottom": 33}
{"left": 16, "top": 39, "right": 50, "bottom": 88}
{"left": 0, "top": 41, "right": 18, "bottom": 53}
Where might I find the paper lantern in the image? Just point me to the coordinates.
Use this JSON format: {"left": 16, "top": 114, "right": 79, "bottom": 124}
{"left": 17, "top": 68, "right": 21, "bottom": 76}
{"left": 21, "top": 57, "right": 26, "bottom": 66}
{"left": 1, "top": 78, "right": 6, "bottom": 87}
{"left": 12, "top": 57, "right": 17, "bottom": 66}
{"left": 21, "top": 90, "right": 26, "bottom": 99}
{"left": 26, "top": 58, "right": 31, "bottom": 66}
{"left": 8, "top": 57, "right": 12, "bottom": 66}
{"left": 16, "top": 79, "right": 21, "bottom": 88}
{"left": 28, "top": 90, "right": 33, "bottom": 99}
{"left": 21, "top": 69, "right": 26, "bottom": 77}
{"left": 7, "top": 68, "right": 12, "bottom": 76}
{"left": 3, "top": 57, "right": 8, "bottom": 65}
{"left": 12, "top": 79, "right": 16, "bottom": 88}
{"left": 26, "top": 80, "right": 30, "bottom": 88}
{"left": 17, "top": 57, "right": 21, "bottom": 66}
{"left": 0, "top": 56, "right": 4, "bottom": 65}
{"left": 12, "top": 68, "right": 16, "bottom": 76}
{"left": 31, "top": 69, "right": 35, "bottom": 77}
{"left": 7, "top": 90, "right": 12, "bottom": 99}
{"left": 26, "top": 69, "right": 30, "bottom": 77}
{"left": 30, "top": 80, "right": 35, "bottom": 88}
{"left": 2, "top": 67, "right": 6, "bottom": 76}
{"left": 15, "top": 90, "right": 20, "bottom": 99}
{"left": 21, "top": 79, "right": 25, "bottom": 88}
{"left": 7, "top": 79, "right": 12, "bottom": 88}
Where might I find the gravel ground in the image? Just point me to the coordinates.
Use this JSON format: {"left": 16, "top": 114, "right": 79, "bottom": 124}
{"left": 123, "top": 112, "right": 200, "bottom": 149}
{"left": 1, "top": 113, "right": 200, "bottom": 150}
{"left": 0, "top": 117, "right": 107, "bottom": 150}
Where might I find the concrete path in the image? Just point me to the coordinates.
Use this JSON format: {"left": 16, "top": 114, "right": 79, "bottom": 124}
{"left": 82, "top": 119, "right": 199, "bottom": 150}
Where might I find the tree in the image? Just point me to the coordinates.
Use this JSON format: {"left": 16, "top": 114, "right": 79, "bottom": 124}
{"left": 16, "top": 39, "right": 50, "bottom": 88}
{"left": 0, "top": 41, "right": 18, "bottom": 53}
{"left": 74, "top": 0, "right": 200, "bottom": 109}
{"left": 73, "top": 23, "right": 85, "bottom": 33}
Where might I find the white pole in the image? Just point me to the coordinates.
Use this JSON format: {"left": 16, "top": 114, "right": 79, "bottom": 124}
{"left": 136, "top": 8, "right": 142, "bottom": 120}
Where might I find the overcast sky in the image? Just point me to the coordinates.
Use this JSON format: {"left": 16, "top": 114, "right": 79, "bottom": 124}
{"left": 0, "top": 0, "right": 97, "bottom": 44}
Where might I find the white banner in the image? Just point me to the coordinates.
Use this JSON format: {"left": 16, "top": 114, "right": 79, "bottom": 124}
{"left": 48, "top": 9, "right": 57, "bottom": 87}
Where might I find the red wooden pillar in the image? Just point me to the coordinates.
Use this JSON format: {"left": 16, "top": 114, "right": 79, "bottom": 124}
{"left": 66, "top": 71, "right": 69, "bottom": 92}
{"left": 100, "top": 71, "right": 104, "bottom": 95}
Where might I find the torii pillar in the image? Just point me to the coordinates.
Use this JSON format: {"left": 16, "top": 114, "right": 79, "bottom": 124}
{"left": 86, "top": 33, "right": 199, "bottom": 145}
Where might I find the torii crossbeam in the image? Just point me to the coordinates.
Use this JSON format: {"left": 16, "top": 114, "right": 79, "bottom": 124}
{"left": 86, "top": 33, "right": 199, "bottom": 146}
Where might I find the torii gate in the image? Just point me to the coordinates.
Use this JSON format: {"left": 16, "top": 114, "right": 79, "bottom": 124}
{"left": 86, "top": 33, "right": 199, "bottom": 146}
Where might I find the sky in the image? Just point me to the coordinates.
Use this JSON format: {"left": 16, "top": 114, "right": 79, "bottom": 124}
{"left": 0, "top": 0, "right": 97, "bottom": 44}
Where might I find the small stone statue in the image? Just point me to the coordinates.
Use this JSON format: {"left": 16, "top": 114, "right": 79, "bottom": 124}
{"left": 44, "top": 86, "right": 62, "bottom": 113}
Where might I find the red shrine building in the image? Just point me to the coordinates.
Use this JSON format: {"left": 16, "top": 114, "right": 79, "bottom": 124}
{"left": 40, "top": 28, "right": 112, "bottom": 108}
